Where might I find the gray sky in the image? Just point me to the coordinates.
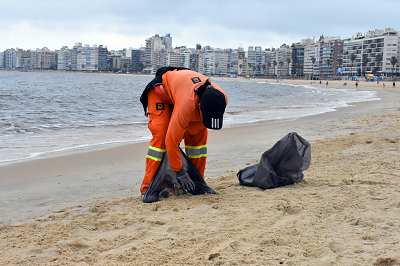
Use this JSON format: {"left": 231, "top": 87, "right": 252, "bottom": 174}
{"left": 1, "top": 0, "right": 400, "bottom": 52}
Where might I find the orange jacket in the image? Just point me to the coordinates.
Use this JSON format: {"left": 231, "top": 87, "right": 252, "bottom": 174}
{"left": 161, "top": 70, "right": 227, "bottom": 172}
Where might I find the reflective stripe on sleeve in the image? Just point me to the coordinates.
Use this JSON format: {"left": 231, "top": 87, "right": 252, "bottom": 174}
{"left": 185, "top": 144, "right": 207, "bottom": 158}
{"left": 146, "top": 145, "right": 166, "bottom": 161}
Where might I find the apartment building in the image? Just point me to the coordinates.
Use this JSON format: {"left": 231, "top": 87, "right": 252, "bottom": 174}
{"left": 318, "top": 36, "right": 343, "bottom": 77}
{"left": 16, "top": 49, "right": 31, "bottom": 69}
{"left": 98, "top": 45, "right": 108, "bottom": 72}
{"left": 131, "top": 49, "right": 145, "bottom": 72}
{"left": 363, "top": 28, "right": 399, "bottom": 76}
{"left": 0, "top": 52, "right": 3, "bottom": 68}
{"left": 214, "top": 51, "right": 229, "bottom": 76}
{"left": 276, "top": 44, "right": 292, "bottom": 77}
{"left": 189, "top": 51, "right": 204, "bottom": 73}
{"left": 3, "top": 48, "right": 17, "bottom": 69}
{"left": 343, "top": 28, "right": 399, "bottom": 76}
{"left": 57, "top": 46, "right": 71, "bottom": 70}
{"left": 229, "top": 48, "right": 246, "bottom": 75}
{"left": 145, "top": 34, "right": 169, "bottom": 73}
{"left": 32, "top": 47, "right": 56, "bottom": 70}
{"left": 203, "top": 52, "right": 215, "bottom": 75}
{"left": 264, "top": 48, "right": 276, "bottom": 76}
{"left": 291, "top": 39, "right": 314, "bottom": 76}
{"left": 247, "top": 46, "right": 265, "bottom": 76}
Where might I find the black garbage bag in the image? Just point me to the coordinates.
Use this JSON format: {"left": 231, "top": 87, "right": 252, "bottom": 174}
{"left": 142, "top": 148, "right": 216, "bottom": 203}
{"left": 237, "top": 132, "right": 311, "bottom": 189}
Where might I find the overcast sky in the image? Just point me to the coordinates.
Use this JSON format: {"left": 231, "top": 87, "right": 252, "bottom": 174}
{"left": 2, "top": 0, "right": 400, "bottom": 52}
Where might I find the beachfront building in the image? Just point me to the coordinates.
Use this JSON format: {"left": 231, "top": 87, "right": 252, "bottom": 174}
{"left": 57, "top": 46, "right": 72, "bottom": 71}
{"left": 247, "top": 46, "right": 265, "bottom": 76}
{"left": 144, "top": 34, "right": 172, "bottom": 73}
{"left": 229, "top": 48, "right": 246, "bottom": 75}
{"left": 264, "top": 48, "right": 276, "bottom": 77}
{"left": 98, "top": 45, "right": 108, "bottom": 72}
{"left": 214, "top": 49, "right": 229, "bottom": 76}
{"left": 166, "top": 49, "right": 184, "bottom": 67}
{"left": 290, "top": 38, "right": 314, "bottom": 76}
{"left": 203, "top": 52, "right": 215, "bottom": 76}
{"left": 305, "top": 38, "right": 321, "bottom": 77}
{"left": 0, "top": 52, "right": 4, "bottom": 68}
{"left": 356, "top": 28, "right": 399, "bottom": 77}
{"left": 3, "top": 48, "right": 17, "bottom": 69}
{"left": 318, "top": 36, "right": 343, "bottom": 77}
{"left": 131, "top": 48, "right": 145, "bottom": 72}
{"left": 189, "top": 51, "right": 205, "bottom": 73}
{"left": 29, "top": 47, "right": 56, "bottom": 70}
{"left": 342, "top": 33, "right": 363, "bottom": 77}
{"left": 16, "top": 49, "right": 31, "bottom": 69}
{"left": 276, "top": 44, "right": 292, "bottom": 77}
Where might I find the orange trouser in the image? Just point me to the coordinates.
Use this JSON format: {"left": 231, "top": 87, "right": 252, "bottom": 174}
{"left": 140, "top": 89, "right": 208, "bottom": 195}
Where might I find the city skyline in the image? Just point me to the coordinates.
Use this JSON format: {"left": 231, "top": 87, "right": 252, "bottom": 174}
{"left": 1, "top": 0, "right": 400, "bottom": 52}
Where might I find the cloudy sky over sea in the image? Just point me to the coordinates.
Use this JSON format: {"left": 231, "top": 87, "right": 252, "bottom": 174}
{"left": 2, "top": 0, "right": 400, "bottom": 52}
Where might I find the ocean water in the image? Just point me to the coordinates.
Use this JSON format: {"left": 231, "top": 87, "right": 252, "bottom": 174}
{"left": 0, "top": 71, "right": 380, "bottom": 165}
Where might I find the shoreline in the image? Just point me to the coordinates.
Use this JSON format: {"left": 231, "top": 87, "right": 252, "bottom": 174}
{"left": 1, "top": 79, "right": 400, "bottom": 264}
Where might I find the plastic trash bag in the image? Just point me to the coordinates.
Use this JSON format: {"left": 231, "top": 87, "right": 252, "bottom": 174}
{"left": 142, "top": 148, "right": 216, "bottom": 203}
{"left": 237, "top": 132, "right": 311, "bottom": 189}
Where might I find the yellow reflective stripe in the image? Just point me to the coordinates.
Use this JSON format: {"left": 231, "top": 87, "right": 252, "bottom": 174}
{"left": 146, "top": 155, "right": 162, "bottom": 161}
{"left": 149, "top": 146, "right": 166, "bottom": 152}
{"left": 185, "top": 144, "right": 207, "bottom": 149}
{"left": 187, "top": 154, "right": 207, "bottom": 159}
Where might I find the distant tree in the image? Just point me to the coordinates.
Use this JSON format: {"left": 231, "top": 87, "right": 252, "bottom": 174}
{"left": 350, "top": 54, "right": 356, "bottom": 76}
{"left": 248, "top": 64, "right": 256, "bottom": 76}
{"left": 337, "top": 58, "right": 343, "bottom": 76}
{"left": 362, "top": 54, "right": 369, "bottom": 75}
{"left": 266, "top": 61, "right": 271, "bottom": 77}
{"left": 375, "top": 53, "right": 383, "bottom": 76}
{"left": 256, "top": 65, "right": 261, "bottom": 77}
{"left": 390, "top": 56, "right": 398, "bottom": 77}
{"left": 286, "top": 58, "right": 291, "bottom": 77}
{"left": 311, "top": 56, "right": 316, "bottom": 78}
{"left": 278, "top": 60, "right": 284, "bottom": 77}
{"left": 215, "top": 63, "right": 219, "bottom": 75}
{"left": 94, "top": 64, "right": 98, "bottom": 71}
{"left": 296, "top": 63, "right": 302, "bottom": 77}
{"left": 261, "top": 64, "right": 266, "bottom": 77}
{"left": 81, "top": 64, "right": 85, "bottom": 71}
{"left": 123, "top": 63, "right": 127, "bottom": 73}
{"left": 273, "top": 60, "right": 277, "bottom": 76}
{"left": 137, "top": 62, "right": 145, "bottom": 73}
{"left": 325, "top": 59, "right": 332, "bottom": 77}
{"left": 239, "top": 63, "right": 243, "bottom": 75}
{"left": 227, "top": 63, "right": 230, "bottom": 74}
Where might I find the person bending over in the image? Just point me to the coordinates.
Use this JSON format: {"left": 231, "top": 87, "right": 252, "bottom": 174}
{"left": 139, "top": 68, "right": 228, "bottom": 195}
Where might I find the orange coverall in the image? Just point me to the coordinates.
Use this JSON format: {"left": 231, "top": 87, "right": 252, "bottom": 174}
{"left": 141, "top": 70, "right": 227, "bottom": 195}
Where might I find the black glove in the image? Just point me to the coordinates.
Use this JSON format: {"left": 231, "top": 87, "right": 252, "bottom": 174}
{"left": 175, "top": 168, "right": 195, "bottom": 193}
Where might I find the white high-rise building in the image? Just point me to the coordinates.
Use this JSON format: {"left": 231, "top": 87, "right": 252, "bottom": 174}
{"left": 343, "top": 28, "right": 399, "bottom": 76}
{"left": 57, "top": 46, "right": 71, "bottom": 71}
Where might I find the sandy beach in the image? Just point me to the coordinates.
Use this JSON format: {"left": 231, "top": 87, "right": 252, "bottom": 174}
{"left": 1, "top": 78, "right": 400, "bottom": 265}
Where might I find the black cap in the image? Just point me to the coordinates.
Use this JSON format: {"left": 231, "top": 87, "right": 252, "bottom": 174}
{"left": 200, "top": 87, "right": 226, "bottom": 130}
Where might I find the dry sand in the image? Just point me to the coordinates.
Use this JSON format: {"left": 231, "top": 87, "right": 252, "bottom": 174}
{"left": 1, "top": 78, "right": 400, "bottom": 265}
